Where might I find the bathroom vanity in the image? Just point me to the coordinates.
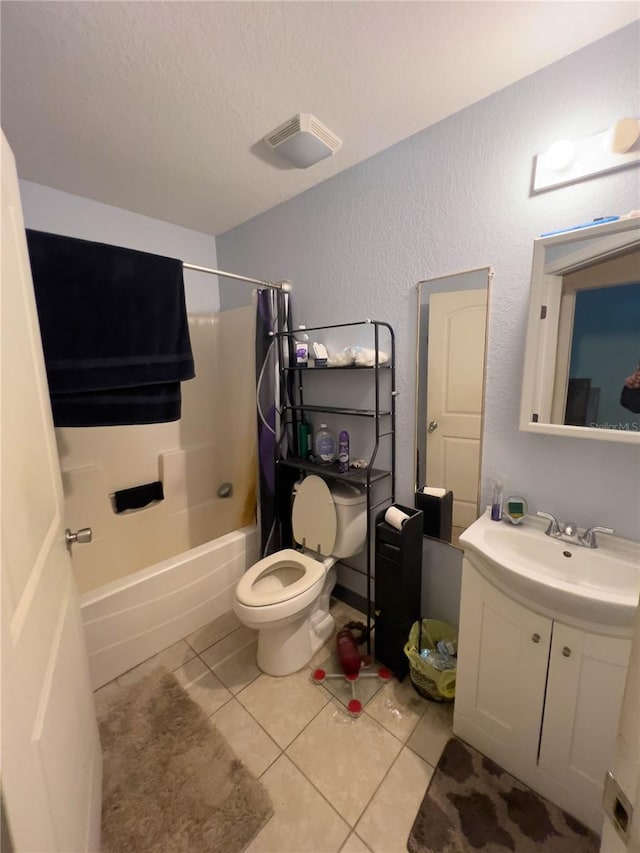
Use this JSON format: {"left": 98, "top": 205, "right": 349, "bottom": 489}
{"left": 453, "top": 512, "right": 640, "bottom": 834}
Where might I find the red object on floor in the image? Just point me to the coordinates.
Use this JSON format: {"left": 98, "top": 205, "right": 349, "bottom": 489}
{"left": 348, "top": 699, "right": 362, "bottom": 716}
{"left": 312, "top": 669, "right": 326, "bottom": 683}
{"left": 336, "top": 628, "right": 361, "bottom": 676}
{"left": 378, "top": 668, "right": 393, "bottom": 681}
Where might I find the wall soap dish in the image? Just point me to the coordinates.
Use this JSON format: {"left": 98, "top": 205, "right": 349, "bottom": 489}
{"left": 503, "top": 495, "right": 528, "bottom": 525}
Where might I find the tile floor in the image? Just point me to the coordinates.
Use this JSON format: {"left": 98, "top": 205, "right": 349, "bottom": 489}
{"left": 94, "top": 599, "right": 454, "bottom": 853}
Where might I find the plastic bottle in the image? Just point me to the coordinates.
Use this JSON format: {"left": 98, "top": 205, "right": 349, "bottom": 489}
{"left": 338, "top": 430, "right": 350, "bottom": 473}
{"left": 490, "top": 479, "right": 503, "bottom": 521}
{"left": 297, "top": 417, "right": 312, "bottom": 459}
{"left": 314, "top": 424, "right": 336, "bottom": 464}
{"left": 295, "top": 325, "right": 309, "bottom": 367}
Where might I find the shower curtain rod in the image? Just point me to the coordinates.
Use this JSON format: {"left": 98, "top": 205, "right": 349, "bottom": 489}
{"left": 183, "top": 262, "right": 291, "bottom": 292}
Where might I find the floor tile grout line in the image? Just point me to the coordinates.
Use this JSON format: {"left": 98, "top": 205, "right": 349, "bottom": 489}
{"left": 282, "top": 746, "right": 360, "bottom": 833}
{"left": 339, "top": 830, "right": 373, "bottom": 853}
{"left": 281, "top": 690, "right": 409, "bottom": 829}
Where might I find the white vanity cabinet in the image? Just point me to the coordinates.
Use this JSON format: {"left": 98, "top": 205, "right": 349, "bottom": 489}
{"left": 454, "top": 558, "right": 631, "bottom": 833}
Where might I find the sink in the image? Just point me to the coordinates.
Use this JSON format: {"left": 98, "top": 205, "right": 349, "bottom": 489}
{"left": 459, "top": 511, "right": 640, "bottom": 629}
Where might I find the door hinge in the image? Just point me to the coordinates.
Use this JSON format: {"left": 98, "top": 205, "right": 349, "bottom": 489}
{"left": 540, "top": 305, "right": 547, "bottom": 319}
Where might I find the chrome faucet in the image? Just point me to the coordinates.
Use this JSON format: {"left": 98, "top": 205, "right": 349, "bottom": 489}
{"left": 537, "top": 512, "right": 614, "bottom": 548}
{"left": 578, "top": 526, "right": 615, "bottom": 549}
{"left": 536, "top": 511, "right": 562, "bottom": 537}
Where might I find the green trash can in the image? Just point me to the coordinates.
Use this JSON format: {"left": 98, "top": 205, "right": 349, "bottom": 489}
{"left": 404, "top": 619, "right": 457, "bottom": 702}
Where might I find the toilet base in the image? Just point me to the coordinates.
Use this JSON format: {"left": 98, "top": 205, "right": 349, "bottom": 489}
{"left": 256, "top": 610, "right": 335, "bottom": 676}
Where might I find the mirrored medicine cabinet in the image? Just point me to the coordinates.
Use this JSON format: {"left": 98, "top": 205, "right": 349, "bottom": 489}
{"left": 520, "top": 218, "right": 640, "bottom": 443}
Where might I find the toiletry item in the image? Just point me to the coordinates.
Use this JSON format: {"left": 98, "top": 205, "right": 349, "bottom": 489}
{"left": 490, "top": 479, "right": 503, "bottom": 521}
{"left": 295, "top": 325, "right": 309, "bottom": 367}
{"left": 312, "top": 341, "right": 328, "bottom": 368}
{"left": 384, "top": 506, "right": 410, "bottom": 531}
{"left": 314, "top": 424, "right": 336, "bottom": 464}
{"left": 338, "top": 430, "right": 349, "bottom": 473}
{"left": 297, "top": 418, "right": 312, "bottom": 459}
{"left": 503, "top": 495, "right": 528, "bottom": 525}
{"left": 422, "top": 486, "right": 446, "bottom": 498}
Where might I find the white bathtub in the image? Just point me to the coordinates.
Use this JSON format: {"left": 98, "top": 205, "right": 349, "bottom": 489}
{"left": 81, "top": 525, "right": 259, "bottom": 689}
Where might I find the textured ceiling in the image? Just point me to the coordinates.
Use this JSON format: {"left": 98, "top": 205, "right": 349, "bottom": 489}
{"left": 1, "top": 2, "right": 637, "bottom": 236}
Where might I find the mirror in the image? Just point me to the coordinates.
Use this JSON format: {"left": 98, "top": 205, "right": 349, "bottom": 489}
{"left": 414, "top": 267, "right": 492, "bottom": 545}
{"left": 520, "top": 218, "right": 640, "bottom": 443}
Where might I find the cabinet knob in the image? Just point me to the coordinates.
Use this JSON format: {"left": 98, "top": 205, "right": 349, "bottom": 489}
{"left": 531, "top": 633, "right": 541, "bottom": 644}
{"left": 562, "top": 646, "right": 571, "bottom": 657}
{"left": 374, "top": 609, "right": 381, "bottom": 617}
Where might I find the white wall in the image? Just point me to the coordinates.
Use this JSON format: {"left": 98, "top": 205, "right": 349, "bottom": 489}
{"left": 19, "top": 180, "right": 219, "bottom": 312}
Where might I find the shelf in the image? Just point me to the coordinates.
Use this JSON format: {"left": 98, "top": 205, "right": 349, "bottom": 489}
{"left": 282, "top": 364, "right": 391, "bottom": 371}
{"left": 273, "top": 319, "right": 396, "bottom": 659}
{"left": 275, "top": 320, "right": 394, "bottom": 336}
{"left": 284, "top": 404, "right": 391, "bottom": 418}
{"left": 278, "top": 457, "right": 390, "bottom": 487}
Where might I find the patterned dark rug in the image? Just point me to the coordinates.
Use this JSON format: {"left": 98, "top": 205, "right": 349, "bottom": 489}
{"left": 99, "top": 668, "right": 273, "bottom": 853}
{"left": 407, "top": 738, "right": 600, "bottom": 853}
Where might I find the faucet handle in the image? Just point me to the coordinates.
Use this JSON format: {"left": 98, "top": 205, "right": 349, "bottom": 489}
{"left": 536, "top": 511, "right": 561, "bottom": 537}
{"left": 579, "top": 526, "right": 615, "bottom": 549}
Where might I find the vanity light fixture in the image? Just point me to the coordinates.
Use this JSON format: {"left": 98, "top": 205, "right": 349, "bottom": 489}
{"left": 533, "top": 116, "right": 640, "bottom": 192}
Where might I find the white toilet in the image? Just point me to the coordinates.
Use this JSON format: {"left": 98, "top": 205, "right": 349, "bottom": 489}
{"left": 233, "top": 475, "right": 367, "bottom": 676}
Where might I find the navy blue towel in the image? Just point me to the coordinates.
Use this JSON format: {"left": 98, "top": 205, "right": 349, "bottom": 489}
{"left": 26, "top": 230, "right": 195, "bottom": 426}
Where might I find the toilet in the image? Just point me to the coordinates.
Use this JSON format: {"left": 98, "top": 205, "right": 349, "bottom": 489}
{"left": 233, "top": 475, "right": 367, "bottom": 676}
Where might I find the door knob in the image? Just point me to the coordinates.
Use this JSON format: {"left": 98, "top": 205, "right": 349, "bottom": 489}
{"left": 65, "top": 527, "right": 92, "bottom": 546}
{"left": 428, "top": 421, "right": 438, "bottom": 433}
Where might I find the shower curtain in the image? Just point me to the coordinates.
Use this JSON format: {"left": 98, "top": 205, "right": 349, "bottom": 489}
{"left": 255, "top": 289, "right": 291, "bottom": 557}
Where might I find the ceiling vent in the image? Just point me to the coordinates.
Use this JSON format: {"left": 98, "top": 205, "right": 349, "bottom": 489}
{"left": 264, "top": 113, "right": 342, "bottom": 168}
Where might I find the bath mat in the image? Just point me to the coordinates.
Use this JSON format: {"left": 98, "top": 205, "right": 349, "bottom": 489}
{"left": 407, "top": 738, "right": 599, "bottom": 853}
{"left": 99, "top": 667, "right": 273, "bottom": 853}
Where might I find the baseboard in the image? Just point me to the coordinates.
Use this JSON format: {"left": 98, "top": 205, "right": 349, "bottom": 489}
{"left": 333, "top": 583, "right": 368, "bottom": 615}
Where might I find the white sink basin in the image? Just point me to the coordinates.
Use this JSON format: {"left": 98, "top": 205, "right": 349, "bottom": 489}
{"left": 459, "top": 512, "right": 640, "bottom": 629}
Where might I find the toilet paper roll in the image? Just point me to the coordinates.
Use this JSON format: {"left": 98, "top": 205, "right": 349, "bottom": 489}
{"left": 422, "top": 486, "right": 446, "bottom": 498}
{"left": 384, "top": 506, "right": 410, "bottom": 531}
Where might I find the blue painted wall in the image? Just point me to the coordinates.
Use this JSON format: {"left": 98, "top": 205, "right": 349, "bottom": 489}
{"left": 218, "top": 23, "right": 640, "bottom": 541}
{"left": 570, "top": 282, "right": 640, "bottom": 429}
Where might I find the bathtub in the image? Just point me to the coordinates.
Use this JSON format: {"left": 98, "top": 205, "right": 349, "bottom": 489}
{"left": 81, "top": 525, "right": 259, "bottom": 689}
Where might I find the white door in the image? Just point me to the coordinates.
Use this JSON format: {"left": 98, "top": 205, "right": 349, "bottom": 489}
{"left": 1, "top": 131, "right": 102, "bottom": 851}
{"left": 426, "top": 289, "right": 487, "bottom": 530}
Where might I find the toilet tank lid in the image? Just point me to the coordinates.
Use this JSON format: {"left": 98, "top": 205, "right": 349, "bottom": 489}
{"left": 330, "top": 481, "right": 366, "bottom": 506}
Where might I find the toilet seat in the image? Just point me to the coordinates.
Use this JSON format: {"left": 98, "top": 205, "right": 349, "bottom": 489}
{"left": 235, "top": 548, "right": 326, "bottom": 607}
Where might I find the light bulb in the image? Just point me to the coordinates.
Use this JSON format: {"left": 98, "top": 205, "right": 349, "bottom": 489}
{"left": 543, "top": 140, "right": 575, "bottom": 172}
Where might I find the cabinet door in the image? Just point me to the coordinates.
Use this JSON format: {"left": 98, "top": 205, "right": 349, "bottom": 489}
{"left": 455, "top": 561, "right": 551, "bottom": 764}
{"left": 538, "top": 622, "right": 631, "bottom": 806}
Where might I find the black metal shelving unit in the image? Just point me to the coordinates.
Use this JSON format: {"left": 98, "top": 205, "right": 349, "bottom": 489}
{"left": 274, "top": 320, "right": 396, "bottom": 652}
